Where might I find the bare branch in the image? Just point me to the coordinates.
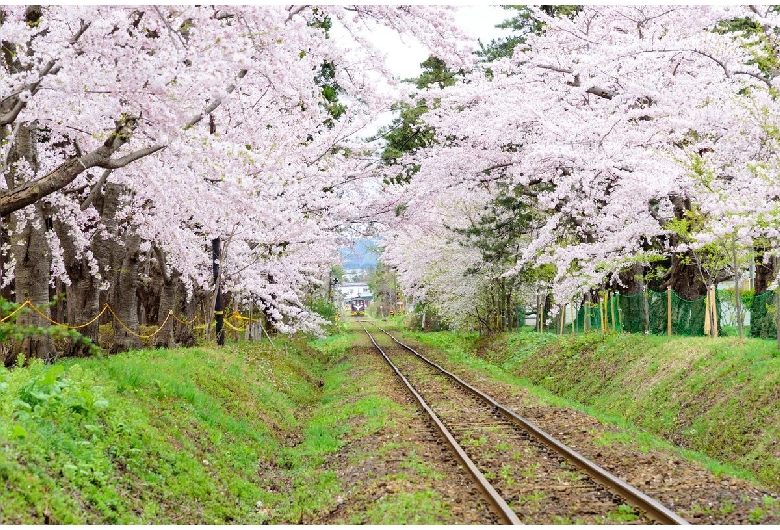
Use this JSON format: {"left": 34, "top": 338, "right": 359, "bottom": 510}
{"left": 98, "top": 144, "right": 166, "bottom": 169}
{"left": 285, "top": 5, "right": 308, "bottom": 22}
{"left": 154, "top": 6, "right": 186, "bottom": 50}
{"left": 184, "top": 69, "right": 248, "bottom": 129}
{"left": 80, "top": 169, "right": 112, "bottom": 211}
{"left": 1, "top": 20, "right": 90, "bottom": 126}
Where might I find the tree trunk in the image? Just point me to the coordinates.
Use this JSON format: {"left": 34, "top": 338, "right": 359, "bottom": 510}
{"left": 733, "top": 239, "right": 743, "bottom": 339}
{"left": 109, "top": 228, "right": 142, "bottom": 352}
{"left": 668, "top": 195, "right": 708, "bottom": 299}
{"left": 754, "top": 248, "right": 776, "bottom": 295}
{"left": 153, "top": 246, "right": 180, "bottom": 349}
{"left": 9, "top": 204, "right": 56, "bottom": 363}
{"left": 52, "top": 216, "right": 101, "bottom": 353}
{"left": 5, "top": 124, "right": 56, "bottom": 363}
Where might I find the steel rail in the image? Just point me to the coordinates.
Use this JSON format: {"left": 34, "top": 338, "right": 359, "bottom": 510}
{"left": 358, "top": 321, "right": 522, "bottom": 525}
{"left": 370, "top": 322, "right": 689, "bottom": 526}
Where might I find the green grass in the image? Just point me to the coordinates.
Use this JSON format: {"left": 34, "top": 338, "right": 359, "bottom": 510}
{"left": 406, "top": 329, "right": 780, "bottom": 490}
{"left": 0, "top": 337, "right": 352, "bottom": 524}
{"left": 355, "top": 489, "right": 451, "bottom": 524}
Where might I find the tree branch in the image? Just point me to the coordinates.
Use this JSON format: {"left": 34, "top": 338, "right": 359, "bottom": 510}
{"left": 80, "top": 169, "right": 112, "bottom": 211}
{"left": 98, "top": 144, "right": 166, "bottom": 169}
{"left": 184, "top": 69, "right": 248, "bottom": 130}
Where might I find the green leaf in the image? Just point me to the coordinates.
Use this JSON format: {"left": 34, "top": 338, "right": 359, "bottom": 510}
{"left": 10, "top": 424, "right": 27, "bottom": 439}
{"left": 40, "top": 365, "right": 65, "bottom": 387}
{"left": 12, "top": 399, "right": 32, "bottom": 411}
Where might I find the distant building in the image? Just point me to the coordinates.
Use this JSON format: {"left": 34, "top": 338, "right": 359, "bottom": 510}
{"left": 343, "top": 268, "right": 369, "bottom": 282}
{"left": 338, "top": 282, "right": 373, "bottom": 304}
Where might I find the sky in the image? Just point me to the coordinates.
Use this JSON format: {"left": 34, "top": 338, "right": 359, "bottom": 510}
{"left": 344, "top": 5, "right": 514, "bottom": 137}
{"left": 337, "top": 5, "right": 515, "bottom": 264}
{"left": 370, "top": 5, "right": 513, "bottom": 80}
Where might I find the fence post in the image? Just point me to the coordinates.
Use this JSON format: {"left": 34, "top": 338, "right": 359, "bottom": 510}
{"left": 667, "top": 286, "right": 672, "bottom": 336}
{"left": 560, "top": 304, "right": 565, "bottom": 334}
{"left": 212, "top": 237, "right": 225, "bottom": 346}
{"left": 570, "top": 304, "right": 575, "bottom": 334}
{"left": 609, "top": 293, "right": 616, "bottom": 332}
{"left": 584, "top": 302, "right": 590, "bottom": 332}
{"left": 776, "top": 289, "right": 780, "bottom": 350}
{"left": 643, "top": 286, "right": 650, "bottom": 334}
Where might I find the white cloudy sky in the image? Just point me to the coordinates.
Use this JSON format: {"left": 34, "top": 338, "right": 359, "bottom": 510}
{"left": 342, "top": 5, "right": 514, "bottom": 136}
{"left": 373, "top": 5, "right": 513, "bottom": 79}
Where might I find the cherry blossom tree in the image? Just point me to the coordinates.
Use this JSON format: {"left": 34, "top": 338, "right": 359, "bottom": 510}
{"left": 378, "top": 5, "right": 780, "bottom": 331}
{"left": 0, "top": 5, "right": 471, "bottom": 360}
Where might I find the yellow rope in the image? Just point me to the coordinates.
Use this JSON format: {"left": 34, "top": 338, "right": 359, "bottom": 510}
{"left": 170, "top": 312, "right": 198, "bottom": 326}
{"left": 223, "top": 319, "right": 247, "bottom": 332}
{"left": 105, "top": 305, "right": 173, "bottom": 339}
{"left": 27, "top": 302, "right": 109, "bottom": 329}
{"left": 1, "top": 299, "right": 246, "bottom": 341}
{"left": 0, "top": 300, "right": 32, "bottom": 323}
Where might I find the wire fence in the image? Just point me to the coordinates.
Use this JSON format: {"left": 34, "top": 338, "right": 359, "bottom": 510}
{"left": 547, "top": 287, "right": 778, "bottom": 339}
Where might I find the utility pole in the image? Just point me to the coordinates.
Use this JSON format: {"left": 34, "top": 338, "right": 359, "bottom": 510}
{"left": 213, "top": 237, "right": 224, "bottom": 346}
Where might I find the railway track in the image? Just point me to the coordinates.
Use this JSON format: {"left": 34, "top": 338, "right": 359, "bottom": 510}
{"left": 360, "top": 320, "right": 689, "bottom": 525}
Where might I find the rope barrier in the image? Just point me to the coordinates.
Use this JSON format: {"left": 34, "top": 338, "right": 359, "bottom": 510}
{"left": 223, "top": 319, "right": 247, "bottom": 332}
{"left": 1, "top": 299, "right": 261, "bottom": 343}
{"left": 0, "top": 300, "right": 198, "bottom": 341}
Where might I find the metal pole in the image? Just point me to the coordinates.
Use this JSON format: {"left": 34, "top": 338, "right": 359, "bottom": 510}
{"left": 212, "top": 237, "right": 224, "bottom": 346}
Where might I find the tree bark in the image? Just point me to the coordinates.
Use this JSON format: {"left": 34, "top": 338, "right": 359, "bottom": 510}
{"left": 9, "top": 203, "right": 56, "bottom": 363}
{"left": 5, "top": 125, "right": 55, "bottom": 363}
{"left": 153, "top": 246, "right": 179, "bottom": 348}
{"left": 109, "top": 227, "right": 142, "bottom": 352}
{"left": 52, "top": 216, "right": 101, "bottom": 353}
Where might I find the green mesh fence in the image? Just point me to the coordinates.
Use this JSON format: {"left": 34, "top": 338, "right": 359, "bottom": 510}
{"left": 670, "top": 291, "right": 708, "bottom": 336}
{"left": 541, "top": 287, "right": 777, "bottom": 339}
{"left": 618, "top": 292, "right": 645, "bottom": 333}
{"left": 749, "top": 291, "right": 777, "bottom": 339}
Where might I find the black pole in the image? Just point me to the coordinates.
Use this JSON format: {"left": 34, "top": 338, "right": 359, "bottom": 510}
{"left": 212, "top": 237, "right": 224, "bottom": 346}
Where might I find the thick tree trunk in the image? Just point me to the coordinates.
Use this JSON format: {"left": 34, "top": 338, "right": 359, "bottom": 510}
{"left": 109, "top": 228, "right": 142, "bottom": 352}
{"left": 52, "top": 216, "right": 101, "bottom": 352}
{"left": 153, "top": 246, "right": 179, "bottom": 349}
{"left": 174, "top": 279, "right": 196, "bottom": 347}
{"left": 5, "top": 124, "right": 55, "bottom": 363}
{"left": 9, "top": 204, "right": 56, "bottom": 363}
{"left": 753, "top": 247, "right": 775, "bottom": 295}
{"left": 668, "top": 195, "right": 707, "bottom": 299}
{"left": 611, "top": 263, "right": 644, "bottom": 295}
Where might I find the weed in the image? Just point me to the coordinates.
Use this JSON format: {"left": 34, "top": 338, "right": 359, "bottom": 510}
{"left": 607, "top": 503, "right": 639, "bottom": 522}
{"left": 356, "top": 490, "right": 450, "bottom": 524}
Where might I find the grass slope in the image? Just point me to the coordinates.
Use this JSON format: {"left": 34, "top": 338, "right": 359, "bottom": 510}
{"left": 407, "top": 330, "right": 780, "bottom": 489}
{"left": 0, "top": 340, "right": 331, "bottom": 524}
{"left": 0, "top": 329, "right": 442, "bottom": 524}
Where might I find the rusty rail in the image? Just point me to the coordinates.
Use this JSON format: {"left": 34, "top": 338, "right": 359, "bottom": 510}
{"left": 368, "top": 321, "right": 689, "bottom": 526}
{"left": 359, "top": 321, "right": 522, "bottom": 525}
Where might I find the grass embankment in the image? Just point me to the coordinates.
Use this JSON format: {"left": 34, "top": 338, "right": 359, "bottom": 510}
{"left": 0, "top": 332, "right": 396, "bottom": 524}
{"left": 406, "top": 330, "right": 780, "bottom": 489}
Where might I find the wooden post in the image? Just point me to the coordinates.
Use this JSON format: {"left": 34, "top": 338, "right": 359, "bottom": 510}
{"left": 584, "top": 302, "right": 590, "bottom": 332}
{"left": 610, "top": 293, "right": 617, "bottom": 333}
{"left": 570, "top": 304, "right": 575, "bottom": 334}
{"left": 667, "top": 286, "right": 672, "bottom": 336}
{"left": 559, "top": 304, "right": 565, "bottom": 334}
{"left": 775, "top": 289, "right": 780, "bottom": 350}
